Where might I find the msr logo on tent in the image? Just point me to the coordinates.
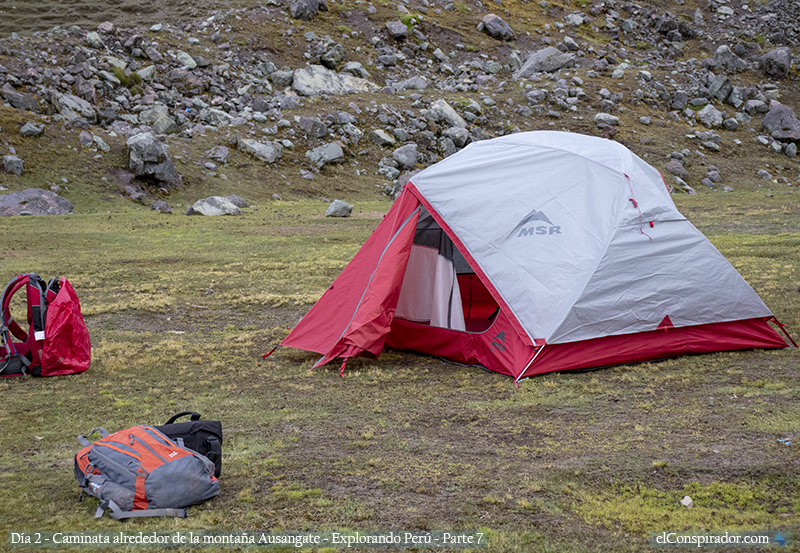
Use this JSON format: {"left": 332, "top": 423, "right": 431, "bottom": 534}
{"left": 509, "top": 208, "right": 561, "bottom": 239}
{"left": 491, "top": 331, "right": 506, "bottom": 353}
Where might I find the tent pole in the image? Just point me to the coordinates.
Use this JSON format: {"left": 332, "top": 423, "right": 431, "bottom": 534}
{"left": 514, "top": 345, "right": 545, "bottom": 386}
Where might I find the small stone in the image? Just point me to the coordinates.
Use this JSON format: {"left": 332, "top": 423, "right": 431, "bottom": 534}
{"left": 680, "top": 496, "right": 694, "bottom": 508}
{"left": 369, "top": 129, "right": 396, "bottom": 147}
{"left": 386, "top": 21, "right": 408, "bottom": 40}
{"left": 3, "top": 155, "right": 24, "bottom": 175}
{"left": 594, "top": 113, "right": 619, "bottom": 127}
{"left": 20, "top": 122, "right": 44, "bottom": 137}
{"left": 325, "top": 199, "right": 353, "bottom": 217}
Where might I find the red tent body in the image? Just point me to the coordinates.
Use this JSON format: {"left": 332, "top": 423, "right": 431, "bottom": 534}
{"left": 281, "top": 133, "right": 792, "bottom": 381}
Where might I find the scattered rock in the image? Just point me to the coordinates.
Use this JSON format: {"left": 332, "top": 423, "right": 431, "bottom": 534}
{"left": 514, "top": 47, "right": 574, "bottom": 78}
{"left": 239, "top": 138, "right": 284, "bottom": 164}
{"left": 392, "top": 143, "right": 419, "bottom": 170}
{"left": 126, "top": 132, "right": 179, "bottom": 184}
{"left": 697, "top": 105, "right": 723, "bottom": 128}
{"left": 20, "top": 122, "right": 44, "bottom": 137}
{"left": 594, "top": 113, "right": 619, "bottom": 127}
{"left": 481, "top": 14, "right": 514, "bottom": 41}
{"left": 422, "top": 99, "right": 467, "bottom": 129}
{"left": 713, "top": 45, "right": 747, "bottom": 73}
{"left": 759, "top": 48, "right": 792, "bottom": 80}
{"left": 3, "top": 155, "right": 24, "bottom": 175}
{"left": 370, "top": 129, "right": 396, "bottom": 147}
{"left": 386, "top": 21, "right": 409, "bottom": 40}
{"left": 139, "top": 104, "right": 179, "bottom": 134}
{"left": 306, "top": 142, "right": 344, "bottom": 168}
{"left": 205, "top": 146, "right": 230, "bottom": 164}
{"left": 666, "top": 159, "right": 689, "bottom": 180}
{"left": 151, "top": 200, "right": 172, "bottom": 213}
{"left": 680, "top": 496, "right": 694, "bottom": 508}
{"left": 226, "top": 195, "right": 249, "bottom": 208}
{"left": 292, "top": 65, "right": 377, "bottom": 96}
{"left": 291, "top": 0, "right": 327, "bottom": 21}
{"left": 0, "top": 188, "right": 73, "bottom": 216}
{"left": 186, "top": 196, "right": 242, "bottom": 216}
{"left": 761, "top": 102, "right": 800, "bottom": 143}
{"left": 325, "top": 199, "right": 353, "bottom": 217}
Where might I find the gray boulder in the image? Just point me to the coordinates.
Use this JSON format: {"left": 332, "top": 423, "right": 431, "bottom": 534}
{"left": 291, "top": 0, "right": 327, "bottom": 20}
{"left": 205, "top": 146, "right": 229, "bottom": 164}
{"left": 292, "top": 65, "right": 377, "bottom": 96}
{"left": 239, "top": 138, "right": 284, "bottom": 163}
{"left": 386, "top": 21, "right": 409, "bottom": 40}
{"left": 744, "top": 99, "right": 769, "bottom": 115}
{"left": 0, "top": 188, "right": 73, "bottom": 216}
{"left": 594, "top": 113, "right": 619, "bottom": 127}
{"left": 697, "top": 105, "right": 723, "bottom": 128}
{"left": 176, "top": 51, "right": 197, "bottom": 70}
{"left": 306, "top": 142, "right": 344, "bottom": 168}
{"left": 3, "top": 155, "right": 24, "bottom": 175}
{"left": 226, "top": 195, "right": 249, "bottom": 208}
{"left": 759, "top": 48, "right": 792, "bottom": 80}
{"left": 666, "top": 159, "right": 689, "bottom": 180}
{"left": 151, "top": 200, "right": 172, "bottom": 214}
{"left": 325, "top": 200, "right": 353, "bottom": 217}
{"left": 481, "top": 14, "right": 514, "bottom": 41}
{"left": 298, "top": 117, "right": 329, "bottom": 138}
{"left": 200, "top": 108, "right": 233, "bottom": 127}
{"left": 138, "top": 104, "right": 179, "bottom": 134}
{"left": 126, "top": 132, "right": 179, "bottom": 183}
{"left": 514, "top": 47, "right": 574, "bottom": 79}
{"left": 186, "top": 196, "right": 242, "bottom": 216}
{"left": 341, "top": 62, "right": 370, "bottom": 79}
{"left": 392, "top": 144, "right": 418, "bottom": 170}
{"left": 442, "top": 127, "right": 470, "bottom": 148}
{"left": 20, "top": 122, "right": 44, "bottom": 137}
{"left": 271, "top": 70, "right": 295, "bottom": 89}
{"left": 671, "top": 90, "right": 689, "bottom": 110}
{"left": 85, "top": 31, "right": 105, "bottom": 49}
{"left": 52, "top": 93, "right": 97, "bottom": 124}
{"left": 421, "top": 99, "right": 467, "bottom": 129}
{"left": 761, "top": 102, "right": 800, "bottom": 143}
{"left": 320, "top": 44, "right": 347, "bottom": 69}
{"left": 708, "top": 75, "right": 732, "bottom": 101}
{"left": 2, "top": 84, "right": 40, "bottom": 112}
{"left": 396, "top": 76, "right": 428, "bottom": 90}
{"left": 369, "top": 129, "right": 396, "bottom": 147}
{"left": 713, "top": 45, "right": 747, "bottom": 73}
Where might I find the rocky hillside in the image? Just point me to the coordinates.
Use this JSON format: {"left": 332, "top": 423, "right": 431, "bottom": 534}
{"left": 0, "top": 0, "right": 798, "bottom": 215}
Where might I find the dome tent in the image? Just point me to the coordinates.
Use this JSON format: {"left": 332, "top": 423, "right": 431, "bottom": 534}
{"left": 278, "top": 131, "right": 792, "bottom": 382}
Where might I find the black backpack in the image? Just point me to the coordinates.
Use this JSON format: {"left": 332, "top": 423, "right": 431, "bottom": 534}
{"left": 155, "top": 412, "right": 222, "bottom": 478}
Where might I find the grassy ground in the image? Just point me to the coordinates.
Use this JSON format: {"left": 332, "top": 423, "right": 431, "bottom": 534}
{"left": 0, "top": 190, "right": 798, "bottom": 552}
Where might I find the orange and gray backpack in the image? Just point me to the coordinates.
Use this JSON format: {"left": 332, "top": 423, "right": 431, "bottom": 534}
{"left": 74, "top": 426, "right": 220, "bottom": 519}
{"left": 0, "top": 273, "right": 91, "bottom": 377}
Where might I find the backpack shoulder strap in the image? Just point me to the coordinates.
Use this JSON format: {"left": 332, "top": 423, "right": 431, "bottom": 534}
{"left": 1, "top": 274, "right": 31, "bottom": 342}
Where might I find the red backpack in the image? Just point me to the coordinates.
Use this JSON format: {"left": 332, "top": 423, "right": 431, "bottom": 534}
{"left": 0, "top": 273, "right": 91, "bottom": 377}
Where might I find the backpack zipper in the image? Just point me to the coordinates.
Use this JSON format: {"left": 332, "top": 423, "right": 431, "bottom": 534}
{"left": 129, "top": 435, "right": 168, "bottom": 464}
{"left": 91, "top": 444, "right": 147, "bottom": 480}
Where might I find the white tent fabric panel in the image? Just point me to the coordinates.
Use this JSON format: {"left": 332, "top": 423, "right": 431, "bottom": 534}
{"left": 547, "top": 218, "right": 772, "bottom": 343}
{"left": 413, "top": 134, "right": 639, "bottom": 341}
{"left": 410, "top": 131, "right": 772, "bottom": 345}
{"left": 395, "top": 245, "right": 466, "bottom": 331}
